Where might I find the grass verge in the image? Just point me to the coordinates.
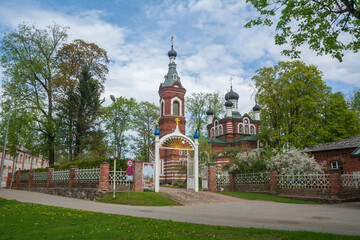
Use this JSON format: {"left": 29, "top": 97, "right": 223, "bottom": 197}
{"left": 219, "top": 192, "right": 320, "bottom": 204}
{"left": 0, "top": 197, "right": 357, "bottom": 239}
{"left": 97, "top": 192, "right": 182, "bottom": 206}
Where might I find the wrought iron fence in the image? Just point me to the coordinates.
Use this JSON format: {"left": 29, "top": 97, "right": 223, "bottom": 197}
{"left": 109, "top": 170, "right": 132, "bottom": 185}
{"left": 20, "top": 172, "right": 29, "bottom": 183}
{"left": 342, "top": 173, "right": 360, "bottom": 189}
{"left": 235, "top": 172, "right": 270, "bottom": 185}
{"left": 216, "top": 172, "right": 230, "bottom": 186}
{"left": 34, "top": 171, "right": 47, "bottom": 183}
{"left": 52, "top": 170, "right": 70, "bottom": 183}
{"left": 278, "top": 174, "right": 331, "bottom": 189}
{"left": 75, "top": 168, "right": 100, "bottom": 183}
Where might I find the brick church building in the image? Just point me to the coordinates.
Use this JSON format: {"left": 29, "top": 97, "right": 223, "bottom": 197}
{"left": 157, "top": 41, "right": 261, "bottom": 183}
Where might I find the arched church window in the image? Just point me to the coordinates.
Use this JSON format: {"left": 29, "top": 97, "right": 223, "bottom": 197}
{"left": 245, "top": 125, "right": 249, "bottom": 134}
{"left": 173, "top": 101, "right": 179, "bottom": 115}
{"left": 161, "top": 102, "right": 164, "bottom": 116}
{"left": 238, "top": 124, "right": 243, "bottom": 133}
{"left": 250, "top": 126, "right": 255, "bottom": 134}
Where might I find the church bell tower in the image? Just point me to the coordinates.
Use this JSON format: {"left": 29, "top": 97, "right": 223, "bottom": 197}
{"left": 158, "top": 37, "right": 186, "bottom": 136}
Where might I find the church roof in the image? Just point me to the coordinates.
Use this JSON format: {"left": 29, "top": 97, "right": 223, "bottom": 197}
{"left": 205, "top": 134, "right": 258, "bottom": 145}
{"left": 161, "top": 62, "right": 183, "bottom": 88}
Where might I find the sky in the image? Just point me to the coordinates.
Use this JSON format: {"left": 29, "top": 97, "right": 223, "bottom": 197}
{"left": 0, "top": 0, "right": 359, "bottom": 115}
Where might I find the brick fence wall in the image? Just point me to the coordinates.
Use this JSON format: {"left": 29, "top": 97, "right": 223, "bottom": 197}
{"left": 7, "top": 161, "right": 144, "bottom": 200}
{"left": 209, "top": 168, "right": 360, "bottom": 202}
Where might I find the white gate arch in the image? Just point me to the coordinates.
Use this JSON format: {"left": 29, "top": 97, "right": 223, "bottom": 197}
{"left": 154, "top": 120, "right": 199, "bottom": 192}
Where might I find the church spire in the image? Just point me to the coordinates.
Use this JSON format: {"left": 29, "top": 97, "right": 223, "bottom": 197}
{"left": 161, "top": 36, "right": 183, "bottom": 89}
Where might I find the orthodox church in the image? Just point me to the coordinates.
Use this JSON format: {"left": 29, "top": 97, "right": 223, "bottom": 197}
{"left": 157, "top": 40, "right": 261, "bottom": 183}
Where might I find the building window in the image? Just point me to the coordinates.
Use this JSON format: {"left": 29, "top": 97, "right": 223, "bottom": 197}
{"left": 184, "top": 150, "right": 188, "bottom": 156}
{"left": 331, "top": 161, "right": 343, "bottom": 173}
{"left": 238, "top": 124, "right": 243, "bottom": 133}
{"left": 245, "top": 125, "right": 249, "bottom": 134}
{"left": 173, "top": 101, "right": 179, "bottom": 115}
{"left": 250, "top": 126, "right": 255, "bottom": 134}
{"left": 161, "top": 102, "right": 164, "bottom": 116}
{"left": 179, "top": 150, "right": 183, "bottom": 155}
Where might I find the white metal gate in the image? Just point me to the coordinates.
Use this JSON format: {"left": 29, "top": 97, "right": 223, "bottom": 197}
{"left": 200, "top": 163, "right": 208, "bottom": 190}
{"left": 187, "top": 156, "right": 195, "bottom": 190}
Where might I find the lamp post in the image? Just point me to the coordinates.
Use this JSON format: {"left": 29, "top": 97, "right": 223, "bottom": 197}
{"left": 0, "top": 97, "right": 13, "bottom": 190}
{"left": 110, "top": 95, "right": 118, "bottom": 199}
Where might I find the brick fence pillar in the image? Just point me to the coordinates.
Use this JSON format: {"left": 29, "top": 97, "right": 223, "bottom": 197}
{"left": 69, "top": 166, "right": 77, "bottom": 189}
{"left": 28, "top": 170, "right": 34, "bottom": 188}
{"left": 229, "top": 173, "right": 236, "bottom": 191}
{"left": 270, "top": 169, "right": 278, "bottom": 194}
{"left": 47, "top": 168, "right": 54, "bottom": 188}
{"left": 133, "top": 161, "right": 143, "bottom": 192}
{"left": 207, "top": 163, "right": 217, "bottom": 192}
{"left": 98, "top": 162, "right": 110, "bottom": 191}
{"left": 330, "top": 169, "right": 344, "bottom": 201}
{"left": 6, "top": 173, "right": 11, "bottom": 188}
{"left": 13, "top": 171, "right": 21, "bottom": 188}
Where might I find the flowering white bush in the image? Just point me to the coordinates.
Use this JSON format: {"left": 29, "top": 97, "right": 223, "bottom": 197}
{"left": 267, "top": 148, "right": 324, "bottom": 174}
{"left": 229, "top": 148, "right": 268, "bottom": 173}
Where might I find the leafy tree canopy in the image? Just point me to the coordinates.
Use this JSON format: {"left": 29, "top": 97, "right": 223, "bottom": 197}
{"left": 246, "top": 0, "right": 360, "bottom": 61}
{"left": 186, "top": 92, "right": 225, "bottom": 137}
{"left": 253, "top": 60, "right": 360, "bottom": 149}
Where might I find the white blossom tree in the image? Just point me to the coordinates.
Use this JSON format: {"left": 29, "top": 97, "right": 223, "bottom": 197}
{"left": 267, "top": 148, "right": 324, "bottom": 175}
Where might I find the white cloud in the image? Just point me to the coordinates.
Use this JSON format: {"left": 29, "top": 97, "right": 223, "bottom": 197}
{"left": 0, "top": 0, "right": 359, "bottom": 117}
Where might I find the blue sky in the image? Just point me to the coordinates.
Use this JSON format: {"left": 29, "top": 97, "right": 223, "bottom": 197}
{"left": 0, "top": 0, "right": 359, "bottom": 114}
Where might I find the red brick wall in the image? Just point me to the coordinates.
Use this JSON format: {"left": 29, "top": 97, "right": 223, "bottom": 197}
{"left": 311, "top": 148, "right": 360, "bottom": 173}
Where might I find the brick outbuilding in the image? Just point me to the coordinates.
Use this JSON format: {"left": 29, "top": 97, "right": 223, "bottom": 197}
{"left": 305, "top": 136, "right": 360, "bottom": 174}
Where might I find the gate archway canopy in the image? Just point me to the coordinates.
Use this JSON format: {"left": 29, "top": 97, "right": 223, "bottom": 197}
{"left": 160, "top": 136, "right": 193, "bottom": 150}
{"left": 159, "top": 126, "right": 195, "bottom": 150}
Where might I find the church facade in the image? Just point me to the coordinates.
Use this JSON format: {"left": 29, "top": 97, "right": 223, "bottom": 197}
{"left": 205, "top": 87, "right": 262, "bottom": 167}
{"left": 157, "top": 41, "right": 261, "bottom": 183}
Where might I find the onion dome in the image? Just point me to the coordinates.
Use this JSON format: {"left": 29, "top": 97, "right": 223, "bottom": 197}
{"left": 225, "top": 86, "right": 239, "bottom": 100}
{"left": 225, "top": 100, "right": 233, "bottom": 107}
{"left": 206, "top": 106, "right": 214, "bottom": 116}
{"left": 168, "top": 46, "right": 177, "bottom": 58}
{"left": 252, "top": 104, "right": 260, "bottom": 111}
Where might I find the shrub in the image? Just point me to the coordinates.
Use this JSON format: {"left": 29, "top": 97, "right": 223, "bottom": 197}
{"left": 267, "top": 148, "right": 324, "bottom": 174}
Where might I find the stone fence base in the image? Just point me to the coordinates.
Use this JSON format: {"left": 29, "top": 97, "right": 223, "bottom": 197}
{"left": 17, "top": 187, "right": 107, "bottom": 201}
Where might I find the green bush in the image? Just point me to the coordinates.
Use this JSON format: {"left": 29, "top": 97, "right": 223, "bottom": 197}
{"left": 50, "top": 158, "right": 129, "bottom": 171}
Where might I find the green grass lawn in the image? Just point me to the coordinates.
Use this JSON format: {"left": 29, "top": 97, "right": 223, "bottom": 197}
{"left": 0, "top": 197, "right": 357, "bottom": 240}
{"left": 97, "top": 192, "right": 182, "bottom": 206}
{"left": 219, "top": 192, "right": 320, "bottom": 204}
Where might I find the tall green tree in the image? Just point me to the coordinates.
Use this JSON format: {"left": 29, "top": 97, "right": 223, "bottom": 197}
{"left": 253, "top": 60, "right": 360, "bottom": 149}
{"left": 320, "top": 91, "right": 360, "bottom": 143}
{"left": 72, "top": 66, "right": 105, "bottom": 159}
{"left": 132, "top": 101, "right": 159, "bottom": 162}
{"left": 245, "top": 0, "right": 360, "bottom": 61}
{"left": 104, "top": 97, "right": 138, "bottom": 159}
{"left": 253, "top": 61, "right": 327, "bottom": 149}
{"left": 348, "top": 88, "right": 360, "bottom": 116}
{"left": 186, "top": 92, "right": 225, "bottom": 137}
{"left": 55, "top": 39, "right": 109, "bottom": 162}
{"left": 0, "top": 23, "right": 68, "bottom": 165}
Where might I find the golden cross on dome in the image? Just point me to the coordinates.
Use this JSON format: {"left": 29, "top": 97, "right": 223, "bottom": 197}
{"left": 175, "top": 117, "right": 180, "bottom": 125}
{"left": 155, "top": 120, "right": 158, "bottom": 125}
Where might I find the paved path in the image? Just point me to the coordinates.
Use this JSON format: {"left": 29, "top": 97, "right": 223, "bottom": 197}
{"left": 159, "top": 187, "right": 244, "bottom": 205}
{"left": 1, "top": 189, "right": 360, "bottom": 236}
